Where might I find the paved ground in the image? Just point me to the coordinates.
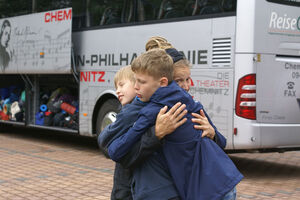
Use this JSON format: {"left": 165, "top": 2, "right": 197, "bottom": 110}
{"left": 0, "top": 127, "right": 300, "bottom": 200}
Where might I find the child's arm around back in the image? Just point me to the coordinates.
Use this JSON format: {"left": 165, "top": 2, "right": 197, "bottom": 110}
{"left": 108, "top": 113, "right": 153, "bottom": 162}
{"left": 98, "top": 104, "right": 139, "bottom": 156}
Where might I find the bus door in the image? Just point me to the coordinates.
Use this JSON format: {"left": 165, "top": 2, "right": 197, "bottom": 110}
{"left": 256, "top": 55, "right": 300, "bottom": 124}
{"left": 254, "top": 0, "right": 300, "bottom": 147}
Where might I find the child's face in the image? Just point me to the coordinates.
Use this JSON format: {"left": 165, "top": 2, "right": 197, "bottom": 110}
{"left": 173, "top": 66, "right": 191, "bottom": 92}
{"left": 116, "top": 79, "right": 136, "bottom": 106}
{"left": 134, "top": 72, "right": 161, "bottom": 102}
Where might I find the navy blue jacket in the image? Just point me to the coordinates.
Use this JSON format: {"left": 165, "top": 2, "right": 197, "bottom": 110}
{"left": 108, "top": 81, "right": 243, "bottom": 200}
{"left": 99, "top": 97, "right": 179, "bottom": 200}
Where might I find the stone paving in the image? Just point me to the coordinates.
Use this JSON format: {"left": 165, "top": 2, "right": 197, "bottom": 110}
{"left": 0, "top": 128, "right": 300, "bottom": 200}
{"left": 232, "top": 151, "right": 300, "bottom": 200}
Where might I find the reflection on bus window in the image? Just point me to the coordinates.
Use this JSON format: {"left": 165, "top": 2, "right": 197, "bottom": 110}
{"left": 194, "top": 0, "right": 236, "bottom": 15}
{"left": 137, "top": 0, "right": 236, "bottom": 23}
{"left": 221, "top": 0, "right": 236, "bottom": 12}
{"left": 88, "top": 0, "right": 126, "bottom": 27}
{"left": 196, "top": 0, "right": 223, "bottom": 15}
{"left": 137, "top": 0, "right": 161, "bottom": 22}
{"left": 71, "top": 0, "right": 86, "bottom": 29}
{"left": 36, "top": 0, "right": 71, "bottom": 12}
{"left": 157, "top": 0, "right": 185, "bottom": 19}
{"left": 0, "top": 0, "right": 32, "bottom": 18}
{"left": 0, "top": 0, "right": 237, "bottom": 28}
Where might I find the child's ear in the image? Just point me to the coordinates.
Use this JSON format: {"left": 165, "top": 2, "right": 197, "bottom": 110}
{"left": 160, "top": 77, "right": 169, "bottom": 87}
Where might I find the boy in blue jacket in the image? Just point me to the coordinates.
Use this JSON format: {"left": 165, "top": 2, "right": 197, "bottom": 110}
{"left": 108, "top": 49, "right": 243, "bottom": 200}
{"left": 99, "top": 65, "right": 182, "bottom": 200}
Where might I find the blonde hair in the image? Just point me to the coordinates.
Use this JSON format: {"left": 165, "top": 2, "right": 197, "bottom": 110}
{"left": 145, "top": 36, "right": 174, "bottom": 51}
{"left": 173, "top": 58, "right": 192, "bottom": 70}
{"left": 131, "top": 49, "right": 174, "bottom": 83}
{"left": 114, "top": 65, "right": 135, "bottom": 89}
{"left": 146, "top": 36, "right": 191, "bottom": 68}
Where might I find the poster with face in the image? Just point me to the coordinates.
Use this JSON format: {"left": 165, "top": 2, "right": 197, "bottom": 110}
{"left": 0, "top": 8, "right": 72, "bottom": 74}
{"left": 0, "top": 20, "right": 12, "bottom": 72}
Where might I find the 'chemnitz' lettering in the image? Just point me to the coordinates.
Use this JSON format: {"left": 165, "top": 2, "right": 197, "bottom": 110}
{"left": 80, "top": 71, "right": 105, "bottom": 82}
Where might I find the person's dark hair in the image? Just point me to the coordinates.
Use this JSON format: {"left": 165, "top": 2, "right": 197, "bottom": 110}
{"left": 0, "top": 20, "right": 11, "bottom": 41}
{"left": 165, "top": 48, "right": 184, "bottom": 63}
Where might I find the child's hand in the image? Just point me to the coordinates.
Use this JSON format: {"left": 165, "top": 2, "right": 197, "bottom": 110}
{"left": 191, "top": 110, "right": 215, "bottom": 140}
{"left": 155, "top": 102, "right": 187, "bottom": 140}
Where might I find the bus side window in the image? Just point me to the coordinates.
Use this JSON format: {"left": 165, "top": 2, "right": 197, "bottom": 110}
{"left": 88, "top": 0, "right": 105, "bottom": 27}
{"left": 157, "top": 0, "right": 185, "bottom": 20}
{"left": 72, "top": 0, "right": 86, "bottom": 29}
{"left": 137, "top": 0, "right": 160, "bottom": 22}
{"left": 50, "top": 0, "right": 71, "bottom": 10}
{"left": 198, "top": 0, "right": 223, "bottom": 15}
{"left": 184, "top": 0, "right": 200, "bottom": 16}
{"left": 88, "top": 0, "right": 123, "bottom": 27}
{"left": 100, "top": 7, "right": 121, "bottom": 25}
{"left": 0, "top": 0, "right": 32, "bottom": 17}
{"left": 221, "top": 0, "right": 237, "bottom": 12}
{"left": 121, "top": 0, "right": 134, "bottom": 23}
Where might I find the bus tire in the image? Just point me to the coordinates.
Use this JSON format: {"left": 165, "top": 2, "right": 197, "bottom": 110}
{"left": 96, "top": 98, "right": 120, "bottom": 137}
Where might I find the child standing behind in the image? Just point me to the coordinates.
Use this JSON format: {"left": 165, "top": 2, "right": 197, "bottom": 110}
{"left": 108, "top": 49, "right": 243, "bottom": 200}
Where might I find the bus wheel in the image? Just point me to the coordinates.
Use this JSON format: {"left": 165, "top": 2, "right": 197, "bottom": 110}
{"left": 96, "top": 98, "right": 120, "bottom": 136}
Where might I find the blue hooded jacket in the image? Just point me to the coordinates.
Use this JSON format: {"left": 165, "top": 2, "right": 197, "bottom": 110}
{"left": 100, "top": 97, "right": 179, "bottom": 200}
{"left": 108, "top": 81, "right": 243, "bottom": 200}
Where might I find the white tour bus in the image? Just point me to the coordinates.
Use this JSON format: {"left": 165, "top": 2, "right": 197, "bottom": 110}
{"left": 0, "top": 0, "right": 299, "bottom": 152}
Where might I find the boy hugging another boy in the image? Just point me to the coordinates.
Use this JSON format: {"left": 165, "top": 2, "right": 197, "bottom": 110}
{"left": 108, "top": 49, "right": 243, "bottom": 200}
{"left": 99, "top": 65, "right": 180, "bottom": 200}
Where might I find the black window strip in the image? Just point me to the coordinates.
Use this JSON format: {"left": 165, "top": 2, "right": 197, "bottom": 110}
{"left": 266, "top": 0, "right": 300, "bottom": 7}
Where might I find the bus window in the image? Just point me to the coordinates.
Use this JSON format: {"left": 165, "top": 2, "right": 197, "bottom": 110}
{"left": 137, "top": 0, "right": 161, "bottom": 22}
{"left": 89, "top": 0, "right": 126, "bottom": 27}
{"left": 194, "top": 0, "right": 223, "bottom": 16}
{"left": 221, "top": 0, "right": 236, "bottom": 12}
{"left": 36, "top": 0, "right": 71, "bottom": 12}
{"left": 184, "top": 0, "right": 199, "bottom": 16}
{"left": 50, "top": 0, "right": 72, "bottom": 10}
{"left": 157, "top": 0, "right": 185, "bottom": 19}
{"left": 120, "top": 0, "right": 134, "bottom": 24}
{"left": 88, "top": 0, "right": 107, "bottom": 27}
{"left": 0, "top": 0, "right": 32, "bottom": 18}
{"left": 184, "top": 0, "right": 236, "bottom": 16}
{"left": 71, "top": 0, "right": 86, "bottom": 29}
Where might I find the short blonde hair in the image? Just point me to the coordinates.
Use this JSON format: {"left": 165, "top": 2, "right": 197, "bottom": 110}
{"left": 131, "top": 49, "right": 174, "bottom": 83}
{"left": 145, "top": 36, "right": 174, "bottom": 51}
{"left": 114, "top": 65, "right": 135, "bottom": 89}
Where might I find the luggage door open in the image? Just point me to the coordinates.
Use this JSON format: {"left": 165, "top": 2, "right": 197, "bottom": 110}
{"left": 0, "top": 8, "right": 72, "bottom": 74}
